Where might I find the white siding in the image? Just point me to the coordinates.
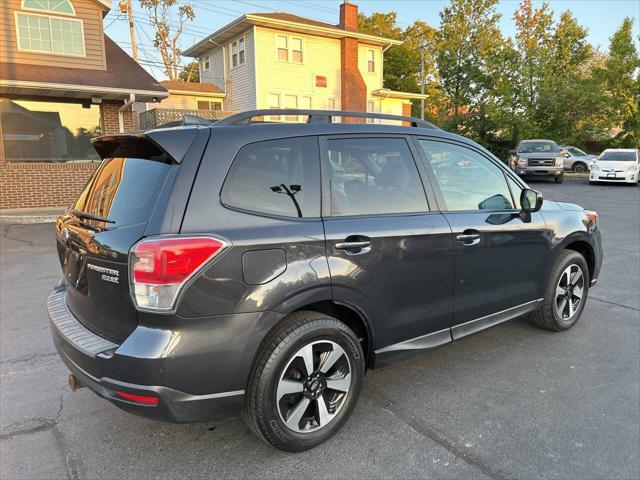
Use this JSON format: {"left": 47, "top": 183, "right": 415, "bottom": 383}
{"left": 197, "top": 28, "right": 255, "bottom": 111}
{"left": 200, "top": 46, "right": 226, "bottom": 92}
{"left": 254, "top": 26, "right": 341, "bottom": 112}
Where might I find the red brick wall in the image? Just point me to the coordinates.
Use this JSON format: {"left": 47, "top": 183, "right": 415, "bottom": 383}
{"left": 341, "top": 37, "right": 367, "bottom": 122}
{"left": 0, "top": 99, "right": 131, "bottom": 209}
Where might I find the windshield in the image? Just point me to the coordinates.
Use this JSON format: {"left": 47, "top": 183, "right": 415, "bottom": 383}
{"left": 599, "top": 151, "right": 637, "bottom": 161}
{"left": 566, "top": 147, "right": 587, "bottom": 156}
{"left": 518, "top": 141, "right": 560, "bottom": 154}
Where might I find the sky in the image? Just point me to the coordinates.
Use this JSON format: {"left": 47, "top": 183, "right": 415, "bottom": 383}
{"left": 102, "top": 0, "right": 640, "bottom": 80}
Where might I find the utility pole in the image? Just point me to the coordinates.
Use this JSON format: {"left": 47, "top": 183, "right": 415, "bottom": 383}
{"left": 420, "top": 41, "right": 425, "bottom": 120}
{"left": 121, "top": 0, "right": 138, "bottom": 62}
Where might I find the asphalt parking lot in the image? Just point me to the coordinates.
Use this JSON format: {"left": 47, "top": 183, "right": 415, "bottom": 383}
{"left": 1, "top": 177, "right": 638, "bottom": 480}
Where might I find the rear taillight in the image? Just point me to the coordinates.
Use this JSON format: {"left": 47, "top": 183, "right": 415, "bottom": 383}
{"left": 129, "top": 236, "right": 227, "bottom": 311}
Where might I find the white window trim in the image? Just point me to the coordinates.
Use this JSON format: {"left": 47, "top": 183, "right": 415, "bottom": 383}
{"left": 229, "top": 35, "right": 246, "bottom": 69}
{"left": 267, "top": 92, "right": 315, "bottom": 122}
{"left": 367, "top": 49, "right": 376, "bottom": 74}
{"left": 202, "top": 55, "right": 210, "bottom": 71}
{"left": 14, "top": 11, "right": 86, "bottom": 57}
{"left": 274, "top": 34, "right": 304, "bottom": 65}
{"left": 21, "top": 0, "right": 76, "bottom": 17}
{"left": 195, "top": 98, "right": 223, "bottom": 110}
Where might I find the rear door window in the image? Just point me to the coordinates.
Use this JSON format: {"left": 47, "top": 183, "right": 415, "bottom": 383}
{"left": 74, "top": 157, "right": 170, "bottom": 227}
{"left": 221, "top": 137, "right": 320, "bottom": 218}
{"left": 324, "top": 137, "right": 428, "bottom": 216}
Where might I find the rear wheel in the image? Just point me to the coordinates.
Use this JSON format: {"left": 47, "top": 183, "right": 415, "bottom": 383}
{"left": 529, "top": 250, "right": 589, "bottom": 331}
{"left": 243, "top": 311, "right": 364, "bottom": 451}
{"left": 573, "top": 162, "right": 587, "bottom": 174}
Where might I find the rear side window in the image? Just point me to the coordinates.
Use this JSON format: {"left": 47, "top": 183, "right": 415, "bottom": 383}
{"left": 221, "top": 137, "right": 320, "bottom": 218}
{"left": 325, "top": 138, "right": 428, "bottom": 216}
{"left": 74, "top": 157, "right": 170, "bottom": 226}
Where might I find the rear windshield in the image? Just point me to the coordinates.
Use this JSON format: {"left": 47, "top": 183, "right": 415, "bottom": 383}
{"left": 518, "top": 141, "right": 560, "bottom": 153}
{"left": 599, "top": 151, "right": 637, "bottom": 161}
{"left": 73, "top": 157, "right": 170, "bottom": 226}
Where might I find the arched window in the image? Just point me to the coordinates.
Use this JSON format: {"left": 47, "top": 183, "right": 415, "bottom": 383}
{"left": 16, "top": 0, "right": 84, "bottom": 56}
{"left": 22, "top": 0, "right": 75, "bottom": 15}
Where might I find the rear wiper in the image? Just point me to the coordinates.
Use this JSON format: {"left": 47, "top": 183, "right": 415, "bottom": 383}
{"left": 71, "top": 209, "right": 115, "bottom": 224}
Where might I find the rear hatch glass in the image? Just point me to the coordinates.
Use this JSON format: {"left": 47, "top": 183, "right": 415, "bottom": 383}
{"left": 58, "top": 155, "right": 172, "bottom": 343}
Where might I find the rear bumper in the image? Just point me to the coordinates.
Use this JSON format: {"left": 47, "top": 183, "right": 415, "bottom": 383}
{"left": 48, "top": 281, "right": 281, "bottom": 423}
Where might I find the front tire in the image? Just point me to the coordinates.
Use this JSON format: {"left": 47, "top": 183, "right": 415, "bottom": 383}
{"left": 573, "top": 163, "right": 587, "bottom": 174}
{"left": 555, "top": 174, "right": 564, "bottom": 184}
{"left": 529, "top": 250, "right": 589, "bottom": 331}
{"left": 243, "top": 311, "right": 364, "bottom": 451}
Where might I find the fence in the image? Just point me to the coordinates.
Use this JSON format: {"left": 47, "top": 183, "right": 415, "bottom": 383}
{"left": 137, "top": 108, "right": 234, "bottom": 130}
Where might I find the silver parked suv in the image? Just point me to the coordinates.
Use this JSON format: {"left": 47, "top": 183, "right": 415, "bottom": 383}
{"left": 510, "top": 139, "right": 565, "bottom": 183}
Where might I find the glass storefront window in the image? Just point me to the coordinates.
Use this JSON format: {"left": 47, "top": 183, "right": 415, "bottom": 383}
{"left": 0, "top": 99, "right": 101, "bottom": 163}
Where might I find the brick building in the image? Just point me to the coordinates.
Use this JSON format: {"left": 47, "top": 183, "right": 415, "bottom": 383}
{"left": 0, "top": 0, "right": 168, "bottom": 209}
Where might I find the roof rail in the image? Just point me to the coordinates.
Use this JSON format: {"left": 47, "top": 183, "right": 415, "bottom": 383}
{"left": 214, "top": 109, "right": 439, "bottom": 129}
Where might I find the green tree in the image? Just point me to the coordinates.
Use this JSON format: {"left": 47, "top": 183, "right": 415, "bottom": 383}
{"left": 178, "top": 61, "right": 200, "bottom": 82}
{"left": 598, "top": 18, "right": 640, "bottom": 147}
{"left": 436, "top": 0, "right": 502, "bottom": 117}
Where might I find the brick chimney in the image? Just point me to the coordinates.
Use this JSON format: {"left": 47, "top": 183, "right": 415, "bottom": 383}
{"left": 339, "top": 2, "right": 366, "bottom": 120}
{"left": 339, "top": 0, "right": 359, "bottom": 32}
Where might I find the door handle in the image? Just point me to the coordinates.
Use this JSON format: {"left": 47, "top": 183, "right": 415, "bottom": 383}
{"left": 456, "top": 230, "right": 481, "bottom": 246}
{"left": 335, "top": 236, "right": 372, "bottom": 255}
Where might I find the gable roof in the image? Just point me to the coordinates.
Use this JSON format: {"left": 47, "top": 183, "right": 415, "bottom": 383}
{"left": 183, "top": 12, "right": 402, "bottom": 57}
{"left": 0, "top": 36, "right": 168, "bottom": 102}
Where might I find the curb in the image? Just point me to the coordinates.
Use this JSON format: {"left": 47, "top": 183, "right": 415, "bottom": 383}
{"left": 0, "top": 215, "right": 59, "bottom": 225}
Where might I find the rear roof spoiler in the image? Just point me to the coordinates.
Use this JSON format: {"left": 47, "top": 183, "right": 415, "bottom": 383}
{"left": 91, "top": 126, "right": 201, "bottom": 163}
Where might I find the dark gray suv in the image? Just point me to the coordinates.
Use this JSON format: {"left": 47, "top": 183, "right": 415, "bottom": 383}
{"left": 48, "top": 110, "right": 602, "bottom": 451}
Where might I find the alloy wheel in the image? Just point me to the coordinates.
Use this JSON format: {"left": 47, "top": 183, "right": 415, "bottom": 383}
{"left": 574, "top": 163, "right": 587, "bottom": 174}
{"left": 555, "top": 264, "right": 585, "bottom": 320}
{"left": 276, "top": 340, "right": 352, "bottom": 434}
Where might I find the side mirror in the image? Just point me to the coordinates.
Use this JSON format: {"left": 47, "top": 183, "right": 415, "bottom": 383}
{"left": 521, "top": 189, "right": 543, "bottom": 213}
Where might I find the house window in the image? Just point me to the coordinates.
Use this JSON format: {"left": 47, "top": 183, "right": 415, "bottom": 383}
{"left": 0, "top": 98, "right": 100, "bottom": 163}
{"left": 367, "top": 49, "right": 375, "bottom": 73}
{"left": 22, "top": 0, "right": 75, "bottom": 15}
{"left": 300, "top": 96, "right": 312, "bottom": 110}
{"left": 196, "top": 100, "right": 222, "bottom": 111}
{"left": 202, "top": 55, "right": 210, "bottom": 71}
{"left": 276, "top": 35, "right": 288, "bottom": 61}
{"left": 276, "top": 35, "right": 303, "bottom": 63}
{"left": 231, "top": 36, "right": 245, "bottom": 68}
{"left": 16, "top": 12, "right": 85, "bottom": 56}
{"left": 283, "top": 94, "right": 298, "bottom": 122}
{"left": 291, "top": 38, "right": 303, "bottom": 63}
{"left": 267, "top": 93, "right": 281, "bottom": 121}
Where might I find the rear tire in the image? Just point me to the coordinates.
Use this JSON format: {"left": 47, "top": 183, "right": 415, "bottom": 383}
{"left": 529, "top": 250, "right": 589, "bottom": 331}
{"left": 243, "top": 311, "right": 364, "bottom": 452}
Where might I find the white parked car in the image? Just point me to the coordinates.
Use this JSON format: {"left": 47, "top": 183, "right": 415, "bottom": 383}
{"left": 589, "top": 149, "right": 640, "bottom": 185}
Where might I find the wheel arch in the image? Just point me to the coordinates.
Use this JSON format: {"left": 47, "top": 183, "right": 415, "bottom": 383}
{"left": 294, "top": 300, "right": 375, "bottom": 370}
{"left": 564, "top": 240, "right": 596, "bottom": 282}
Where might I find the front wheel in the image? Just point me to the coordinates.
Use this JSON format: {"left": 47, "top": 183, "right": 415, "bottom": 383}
{"left": 555, "top": 175, "right": 564, "bottom": 184}
{"left": 243, "top": 311, "right": 364, "bottom": 451}
{"left": 529, "top": 250, "right": 589, "bottom": 331}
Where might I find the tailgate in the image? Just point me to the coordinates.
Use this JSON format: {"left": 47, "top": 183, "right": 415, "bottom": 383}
{"left": 56, "top": 129, "right": 203, "bottom": 343}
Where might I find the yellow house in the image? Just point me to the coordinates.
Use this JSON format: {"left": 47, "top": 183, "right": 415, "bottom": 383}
{"left": 183, "top": 1, "right": 425, "bottom": 120}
